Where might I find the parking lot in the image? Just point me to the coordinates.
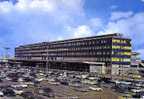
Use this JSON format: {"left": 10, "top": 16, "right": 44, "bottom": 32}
{"left": 0, "top": 65, "right": 144, "bottom": 99}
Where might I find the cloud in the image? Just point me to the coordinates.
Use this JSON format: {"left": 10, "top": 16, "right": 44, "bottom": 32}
{"left": 0, "top": 0, "right": 85, "bottom": 40}
{"left": 137, "top": 49, "right": 144, "bottom": 59}
{"left": 66, "top": 25, "right": 92, "bottom": 38}
{"left": 98, "top": 11, "right": 144, "bottom": 58}
{"left": 0, "top": 1, "right": 13, "bottom": 13}
{"left": 0, "top": 0, "right": 84, "bottom": 14}
{"left": 15, "top": 0, "right": 57, "bottom": 12}
{"left": 88, "top": 18, "right": 103, "bottom": 31}
{"left": 0, "top": 0, "right": 103, "bottom": 45}
{"left": 110, "top": 11, "right": 133, "bottom": 21}
{"left": 0, "top": 0, "right": 87, "bottom": 56}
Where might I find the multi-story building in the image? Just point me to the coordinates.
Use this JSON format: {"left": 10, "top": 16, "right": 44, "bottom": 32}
{"left": 15, "top": 33, "right": 131, "bottom": 75}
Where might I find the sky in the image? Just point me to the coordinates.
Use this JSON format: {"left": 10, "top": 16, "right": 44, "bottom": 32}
{"left": 0, "top": 0, "right": 144, "bottom": 59}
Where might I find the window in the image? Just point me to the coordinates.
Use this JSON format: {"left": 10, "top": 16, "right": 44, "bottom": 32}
{"left": 112, "top": 57, "right": 120, "bottom": 62}
{"left": 122, "top": 46, "right": 131, "bottom": 50}
{"left": 112, "top": 39, "right": 120, "bottom": 43}
{"left": 112, "top": 45, "right": 120, "bottom": 49}
{"left": 121, "top": 52, "right": 131, "bottom": 55}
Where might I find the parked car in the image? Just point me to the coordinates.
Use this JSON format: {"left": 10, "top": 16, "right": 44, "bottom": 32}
{"left": 89, "top": 86, "right": 103, "bottom": 91}
{"left": 13, "top": 89, "right": 23, "bottom": 95}
{"left": 21, "top": 91, "right": 35, "bottom": 99}
{"left": 2, "top": 88, "right": 16, "bottom": 96}
{"left": 39, "top": 87, "right": 55, "bottom": 98}
{"left": 60, "top": 81, "right": 69, "bottom": 86}
{"left": 0, "top": 91, "right": 4, "bottom": 97}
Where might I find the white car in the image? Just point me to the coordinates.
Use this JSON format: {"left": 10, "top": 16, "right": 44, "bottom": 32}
{"left": 14, "top": 90, "right": 23, "bottom": 95}
{"left": 131, "top": 89, "right": 142, "bottom": 93}
{"left": 0, "top": 91, "right": 4, "bottom": 97}
{"left": 89, "top": 87, "right": 103, "bottom": 91}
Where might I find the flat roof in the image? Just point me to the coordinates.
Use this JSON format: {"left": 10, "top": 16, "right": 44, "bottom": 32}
{"left": 17, "top": 33, "right": 131, "bottom": 48}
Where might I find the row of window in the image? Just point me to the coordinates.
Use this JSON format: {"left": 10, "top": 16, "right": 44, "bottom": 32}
{"left": 122, "top": 46, "right": 131, "bottom": 50}
{"left": 112, "top": 51, "right": 131, "bottom": 56}
{"left": 18, "top": 51, "right": 131, "bottom": 57}
{"left": 17, "top": 51, "right": 112, "bottom": 58}
{"left": 16, "top": 46, "right": 112, "bottom": 55}
{"left": 112, "top": 57, "right": 131, "bottom": 62}
{"left": 112, "top": 45, "right": 131, "bottom": 50}
{"left": 112, "top": 39, "right": 128, "bottom": 43}
{"left": 17, "top": 38, "right": 111, "bottom": 51}
{"left": 96, "top": 58, "right": 111, "bottom": 61}
{"left": 48, "top": 46, "right": 111, "bottom": 52}
{"left": 122, "top": 52, "right": 131, "bottom": 55}
{"left": 51, "top": 57, "right": 111, "bottom": 62}
{"left": 17, "top": 51, "right": 131, "bottom": 57}
{"left": 48, "top": 51, "right": 111, "bottom": 56}
{"left": 17, "top": 45, "right": 131, "bottom": 55}
{"left": 49, "top": 39, "right": 109, "bottom": 48}
{"left": 17, "top": 56, "right": 130, "bottom": 62}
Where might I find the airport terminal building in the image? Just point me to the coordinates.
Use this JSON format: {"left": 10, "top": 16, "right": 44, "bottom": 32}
{"left": 15, "top": 33, "right": 131, "bottom": 75}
